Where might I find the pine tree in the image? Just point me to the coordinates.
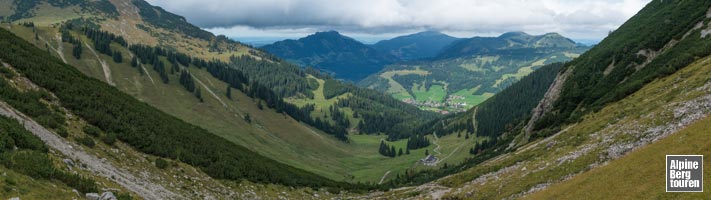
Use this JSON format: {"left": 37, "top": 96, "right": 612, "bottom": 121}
{"left": 390, "top": 146, "right": 396, "bottom": 157}
{"left": 130, "top": 56, "right": 138, "bottom": 68}
{"left": 244, "top": 113, "right": 251, "bottom": 123}
{"left": 425, "top": 149, "right": 429, "bottom": 156}
{"left": 112, "top": 51, "right": 123, "bottom": 63}
{"left": 194, "top": 88, "right": 203, "bottom": 102}
{"left": 406, "top": 148, "right": 410, "bottom": 155}
{"left": 398, "top": 148, "right": 403, "bottom": 156}
{"left": 226, "top": 86, "right": 232, "bottom": 99}
{"left": 72, "top": 43, "right": 82, "bottom": 59}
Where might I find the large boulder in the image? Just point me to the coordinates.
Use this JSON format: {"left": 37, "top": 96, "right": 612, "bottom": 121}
{"left": 85, "top": 193, "right": 100, "bottom": 200}
{"left": 100, "top": 191, "right": 117, "bottom": 200}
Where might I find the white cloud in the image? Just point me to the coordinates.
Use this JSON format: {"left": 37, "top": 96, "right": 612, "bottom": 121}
{"left": 145, "top": 0, "right": 650, "bottom": 41}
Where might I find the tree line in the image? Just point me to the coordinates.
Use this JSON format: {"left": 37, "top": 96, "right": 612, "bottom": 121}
{"left": 378, "top": 140, "right": 407, "bottom": 157}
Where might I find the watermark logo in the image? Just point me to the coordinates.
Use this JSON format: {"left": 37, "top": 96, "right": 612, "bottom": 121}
{"left": 666, "top": 155, "right": 703, "bottom": 192}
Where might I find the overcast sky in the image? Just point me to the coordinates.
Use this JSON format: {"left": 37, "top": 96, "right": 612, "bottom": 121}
{"left": 145, "top": 0, "right": 650, "bottom": 44}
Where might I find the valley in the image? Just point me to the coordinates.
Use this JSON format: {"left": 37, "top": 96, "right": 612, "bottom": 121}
{"left": 1, "top": 0, "right": 710, "bottom": 199}
{"left": 360, "top": 32, "right": 589, "bottom": 113}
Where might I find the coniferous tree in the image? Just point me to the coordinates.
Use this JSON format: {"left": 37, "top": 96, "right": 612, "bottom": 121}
{"left": 390, "top": 146, "right": 396, "bottom": 157}
{"left": 72, "top": 43, "right": 82, "bottom": 59}
{"left": 112, "top": 51, "right": 122, "bottom": 63}
{"left": 226, "top": 86, "right": 232, "bottom": 99}
{"left": 244, "top": 113, "right": 251, "bottom": 123}
{"left": 406, "top": 134, "right": 430, "bottom": 150}
{"left": 130, "top": 56, "right": 138, "bottom": 68}
{"left": 171, "top": 62, "right": 179, "bottom": 74}
{"left": 398, "top": 148, "right": 403, "bottom": 156}
{"left": 194, "top": 88, "right": 203, "bottom": 102}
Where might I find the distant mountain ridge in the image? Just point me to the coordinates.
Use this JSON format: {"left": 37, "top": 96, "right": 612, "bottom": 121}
{"left": 262, "top": 31, "right": 398, "bottom": 81}
{"left": 436, "top": 31, "right": 583, "bottom": 59}
{"left": 372, "top": 31, "right": 460, "bottom": 61}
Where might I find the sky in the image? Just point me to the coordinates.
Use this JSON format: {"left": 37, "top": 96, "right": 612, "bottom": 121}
{"left": 145, "top": 0, "right": 651, "bottom": 45}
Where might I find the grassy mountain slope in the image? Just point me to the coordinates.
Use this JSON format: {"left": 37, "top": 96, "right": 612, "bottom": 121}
{"left": 0, "top": 46, "right": 363, "bottom": 199}
{"left": 360, "top": 32, "right": 587, "bottom": 112}
{"left": 1, "top": 0, "right": 441, "bottom": 184}
{"left": 0, "top": 0, "right": 252, "bottom": 61}
{"left": 0, "top": 25, "right": 355, "bottom": 190}
{"left": 262, "top": 31, "right": 399, "bottom": 81}
{"left": 372, "top": 31, "right": 460, "bottom": 61}
{"left": 526, "top": 115, "right": 711, "bottom": 199}
{"left": 2, "top": 23, "right": 427, "bottom": 184}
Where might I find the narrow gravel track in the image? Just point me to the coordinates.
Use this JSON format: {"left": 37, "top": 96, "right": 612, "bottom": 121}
{"left": 378, "top": 170, "right": 391, "bottom": 184}
{"left": 85, "top": 42, "right": 115, "bottom": 86}
{"left": 0, "top": 101, "right": 183, "bottom": 199}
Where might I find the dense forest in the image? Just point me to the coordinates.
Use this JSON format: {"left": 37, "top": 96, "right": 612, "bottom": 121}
{"left": 474, "top": 63, "right": 564, "bottom": 138}
{"left": 0, "top": 28, "right": 372, "bottom": 190}
{"left": 317, "top": 74, "right": 438, "bottom": 140}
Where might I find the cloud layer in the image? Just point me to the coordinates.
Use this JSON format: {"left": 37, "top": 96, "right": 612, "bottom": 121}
{"left": 145, "top": 0, "right": 650, "bottom": 40}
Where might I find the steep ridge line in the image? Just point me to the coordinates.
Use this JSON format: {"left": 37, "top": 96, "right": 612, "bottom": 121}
{"left": 0, "top": 101, "right": 183, "bottom": 199}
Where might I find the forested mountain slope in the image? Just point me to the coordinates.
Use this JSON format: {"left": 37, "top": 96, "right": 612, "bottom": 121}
{"left": 372, "top": 31, "right": 460, "bottom": 61}
{"left": 262, "top": 31, "right": 400, "bottom": 81}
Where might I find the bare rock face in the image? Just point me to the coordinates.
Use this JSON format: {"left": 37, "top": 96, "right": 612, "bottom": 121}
{"left": 100, "top": 191, "right": 118, "bottom": 200}
{"left": 86, "top": 193, "right": 100, "bottom": 200}
{"left": 522, "top": 67, "right": 573, "bottom": 139}
{"left": 63, "top": 158, "right": 75, "bottom": 166}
